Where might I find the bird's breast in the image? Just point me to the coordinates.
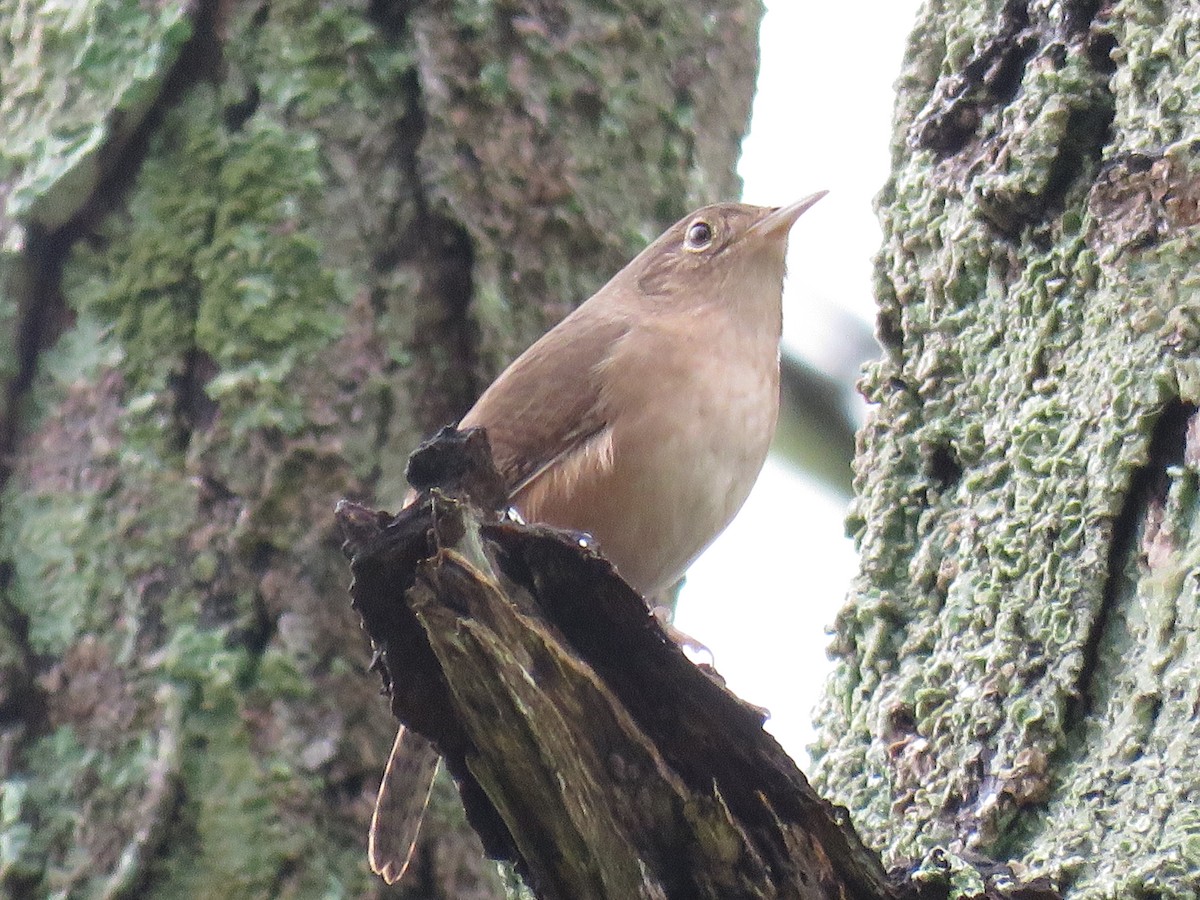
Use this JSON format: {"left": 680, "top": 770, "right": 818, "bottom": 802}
{"left": 513, "top": 314, "right": 780, "bottom": 597}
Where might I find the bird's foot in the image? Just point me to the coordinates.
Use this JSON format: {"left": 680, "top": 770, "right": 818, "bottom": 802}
{"left": 561, "top": 528, "right": 598, "bottom": 551}
{"left": 651, "top": 605, "right": 714, "bottom": 665}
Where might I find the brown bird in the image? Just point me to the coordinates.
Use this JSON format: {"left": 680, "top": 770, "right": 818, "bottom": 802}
{"left": 368, "top": 193, "right": 826, "bottom": 883}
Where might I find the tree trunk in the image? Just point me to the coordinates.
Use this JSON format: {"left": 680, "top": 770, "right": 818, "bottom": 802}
{"left": 813, "top": 1, "right": 1200, "bottom": 898}
{"left": 0, "top": 1, "right": 761, "bottom": 897}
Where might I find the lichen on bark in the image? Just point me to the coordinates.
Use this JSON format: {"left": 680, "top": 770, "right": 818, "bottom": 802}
{"left": 813, "top": 2, "right": 1200, "bottom": 897}
{"left": 0, "top": 0, "right": 763, "bottom": 896}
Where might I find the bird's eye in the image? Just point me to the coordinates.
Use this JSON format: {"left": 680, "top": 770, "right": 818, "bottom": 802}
{"left": 685, "top": 219, "right": 714, "bottom": 251}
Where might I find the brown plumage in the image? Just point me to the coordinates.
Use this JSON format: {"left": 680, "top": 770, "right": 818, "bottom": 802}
{"left": 368, "top": 726, "right": 438, "bottom": 884}
{"left": 369, "top": 195, "right": 825, "bottom": 883}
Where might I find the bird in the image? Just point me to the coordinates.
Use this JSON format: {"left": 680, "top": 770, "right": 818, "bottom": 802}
{"left": 368, "top": 193, "right": 826, "bottom": 883}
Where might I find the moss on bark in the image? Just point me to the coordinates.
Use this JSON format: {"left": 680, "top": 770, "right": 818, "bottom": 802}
{"left": 0, "top": 0, "right": 762, "bottom": 896}
{"left": 814, "top": 3, "right": 1200, "bottom": 897}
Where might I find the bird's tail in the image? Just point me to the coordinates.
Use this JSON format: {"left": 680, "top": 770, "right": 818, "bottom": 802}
{"left": 369, "top": 726, "right": 440, "bottom": 884}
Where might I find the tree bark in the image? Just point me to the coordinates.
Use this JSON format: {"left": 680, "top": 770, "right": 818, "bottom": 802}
{"left": 813, "top": 2, "right": 1200, "bottom": 898}
{"left": 0, "top": 1, "right": 761, "bottom": 898}
{"left": 339, "top": 427, "right": 906, "bottom": 900}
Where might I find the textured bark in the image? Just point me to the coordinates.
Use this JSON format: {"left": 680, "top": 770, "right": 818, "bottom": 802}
{"left": 0, "top": 1, "right": 761, "bottom": 898}
{"left": 814, "top": 2, "right": 1200, "bottom": 898}
{"left": 340, "top": 428, "right": 903, "bottom": 900}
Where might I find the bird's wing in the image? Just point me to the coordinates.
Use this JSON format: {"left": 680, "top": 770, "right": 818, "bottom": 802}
{"left": 369, "top": 725, "right": 440, "bottom": 884}
{"left": 460, "top": 308, "right": 628, "bottom": 498}
{"left": 370, "top": 313, "right": 627, "bottom": 882}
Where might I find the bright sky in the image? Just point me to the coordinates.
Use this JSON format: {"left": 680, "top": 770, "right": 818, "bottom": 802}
{"left": 675, "top": 0, "right": 922, "bottom": 762}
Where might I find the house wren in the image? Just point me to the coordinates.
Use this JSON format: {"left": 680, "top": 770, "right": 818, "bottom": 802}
{"left": 369, "top": 193, "right": 826, "bottom": 883}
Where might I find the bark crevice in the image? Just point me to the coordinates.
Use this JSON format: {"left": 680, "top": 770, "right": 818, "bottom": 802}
{"left": 909, "top": 0, "right": 1036, "bottom": 158}
{"left": 0, "top": 0, "right": 226, "bottom": 486}
{"left": 1065, "top": 399, "right": 1196, "bottom": 737}
{"left": 372, "top": 58, "right": 482, "bottom": 437}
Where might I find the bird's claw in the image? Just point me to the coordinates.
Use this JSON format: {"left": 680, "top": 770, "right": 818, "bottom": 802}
{"left": 651, "top": 605, "right": 714, "bottom": 665}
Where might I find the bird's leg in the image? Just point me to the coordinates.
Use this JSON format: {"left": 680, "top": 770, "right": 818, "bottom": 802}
{"left": 649, "top": 599, "right": 769, "bottom": 719}
{"left": 650, "top": 604, "right": 714, "bottom": 664}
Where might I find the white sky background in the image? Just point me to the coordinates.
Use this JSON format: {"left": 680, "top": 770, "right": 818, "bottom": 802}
{"left": 675, "top": 0, "right": 923, "bottom": 763}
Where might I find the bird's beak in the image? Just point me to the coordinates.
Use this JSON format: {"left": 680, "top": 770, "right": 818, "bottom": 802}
{"left": 751, "top": 190, "right": 829, "bottom": 239}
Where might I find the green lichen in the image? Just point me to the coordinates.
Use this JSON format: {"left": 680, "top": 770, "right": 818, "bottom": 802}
{"left": 1, "top": 702, "right": 181, "bottom": 898}
{"left": 910, "top": 849, "right": 988, "bottom": 897}
{"left": 149, "top": 627, "right": 306, "bottom": 900}
{"left": 1, "top": 459, "right": 199, "bottom": 658}
{"left": 814, "top": 3, "right": 1200, "bottom": 898}
{"left": 64, "top": 85, "right": 346, "bottom": 441}
{"left": 1, "top": 2, "right": 366, "bottom": 893}
{"left": 412, "top": 0, "right": 758, "bottom": 372}
{"left": 0, "top": 0, "right": 192, "bottom": 239}
{"left": 2, "top": 0, "right": 763, "bottom": 894}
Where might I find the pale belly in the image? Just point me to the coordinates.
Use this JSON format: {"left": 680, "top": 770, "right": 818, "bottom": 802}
{"left": 513, "top": 328, "right": 779, "bottom": 597}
